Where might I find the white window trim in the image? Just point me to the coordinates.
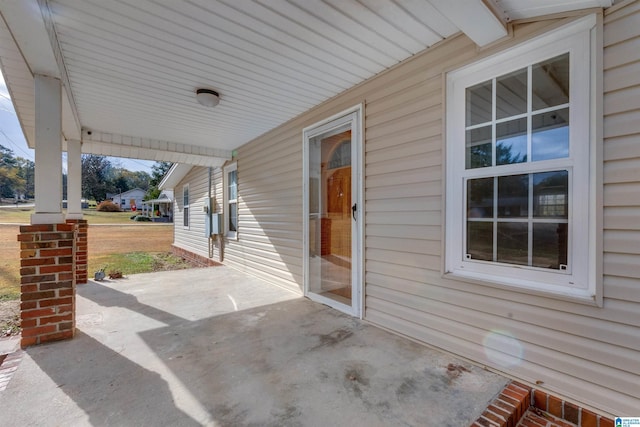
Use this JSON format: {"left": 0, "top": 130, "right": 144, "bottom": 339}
{"left": 182, "top": 184, "right": 190, "bottom": 230}
{"left": 444, "top": 14, "right": 602, "bottom": 305}
{"left": 224, "top": 162, "right": 238, "bottom": 240}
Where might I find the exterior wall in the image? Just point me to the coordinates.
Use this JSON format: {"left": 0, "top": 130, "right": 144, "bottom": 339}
{"left": 177, "top": 4, "right": 639, "bottom": 417}
{"left": 173, "top": 166, "right": 223, "bottom": 262}
{"left": 109, "top": 188, "right": 145, "bottom": 211}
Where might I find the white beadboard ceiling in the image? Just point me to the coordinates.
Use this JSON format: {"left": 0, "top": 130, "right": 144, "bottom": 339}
{"left": 0, "top": 0, "right": 611, "bottom": 166}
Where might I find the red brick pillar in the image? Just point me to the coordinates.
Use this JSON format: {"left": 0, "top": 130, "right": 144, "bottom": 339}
{"left": 66, "top": 219, "right": 88, "bottom": 284}
{"left": 18, "top": 223, "right": 76, "bottom": 347}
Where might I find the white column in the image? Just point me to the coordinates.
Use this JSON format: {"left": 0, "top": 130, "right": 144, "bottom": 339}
{"left": 66, "top": 139, "right": 83, "bottom": 220}
{"left": 31, "top": 74, "right": 64, "bottom": 225}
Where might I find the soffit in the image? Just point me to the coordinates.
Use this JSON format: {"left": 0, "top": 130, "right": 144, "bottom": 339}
{"left": 0, "top": 0, "right": 612, "bottom": 166}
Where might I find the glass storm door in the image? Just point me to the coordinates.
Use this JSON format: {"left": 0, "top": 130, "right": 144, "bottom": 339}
{"left": 304, "top": 108, "right": 362, "bottom": 317}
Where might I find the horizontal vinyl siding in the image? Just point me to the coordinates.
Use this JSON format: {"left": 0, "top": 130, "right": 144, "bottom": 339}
{"left": 363, "top": 9, "right": 639, "bottom": 417}
{"left": 222, "top": 6, "right": 639, "bottom": 417}
{"left": 223, "top": 132, "right": 304, "bottom": 293}
{"left": 174, "top": 167, "right": 221, "bottom": 260}
{"left": 602, "top": 0, "right": 640, "bottom": 346}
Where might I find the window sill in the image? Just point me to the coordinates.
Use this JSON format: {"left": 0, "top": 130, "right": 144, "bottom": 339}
{"left": 442, "top": 270, "right": 601, "bottom": 307}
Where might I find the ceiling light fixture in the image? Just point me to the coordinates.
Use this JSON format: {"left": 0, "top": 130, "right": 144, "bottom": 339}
{"left": 196, "top": 88, "right": 220, "bottom": 107}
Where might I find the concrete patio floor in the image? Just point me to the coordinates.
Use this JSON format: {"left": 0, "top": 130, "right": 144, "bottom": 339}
{"left": 0, "top": 266, "right": 508, "bottom": 426}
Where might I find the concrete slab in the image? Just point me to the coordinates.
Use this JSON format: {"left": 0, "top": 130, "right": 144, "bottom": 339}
{"left": 0, "top": 266, "right": 508, "bottom": 426}
{"left": 0, "top": 335, "right": 19, "bottom": 355}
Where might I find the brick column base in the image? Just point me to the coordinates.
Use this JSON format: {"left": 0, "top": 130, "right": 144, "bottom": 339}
{"left": 66, "top": 219, "right": 88, "bottom": 284}
{"left": 18, "top": 223, "right": 76, "bottom": 347}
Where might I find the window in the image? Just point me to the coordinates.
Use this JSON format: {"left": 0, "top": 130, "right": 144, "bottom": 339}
{"left": 182, "top": 184, "right": 189, "bottom": 229}
{"left": 328, "top": 139, "right": 351, "bottom": 169}
{"left": 224, "top": 163, "right": 238, "bottom": 239}
{"left": 445, "top": 15, "right": 600, "bottom": 302}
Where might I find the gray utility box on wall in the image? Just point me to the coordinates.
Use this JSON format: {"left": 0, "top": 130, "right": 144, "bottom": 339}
{"left": 211, "top": 212, "right": 221, "bottom": 235}
{"left": 205, "top": 211, "right": 222, "bottom": 237}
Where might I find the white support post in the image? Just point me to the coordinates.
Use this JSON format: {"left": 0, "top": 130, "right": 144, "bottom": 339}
{"left": 66, "top": 139, "right": 83, "bottom": 220}
{"left": 31, "top": 74, "right": 64, "bottom": 225}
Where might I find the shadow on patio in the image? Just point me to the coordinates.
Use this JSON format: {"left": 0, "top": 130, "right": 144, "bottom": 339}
{"left": 0, "top": 267, "right": 508, "bottom": 426}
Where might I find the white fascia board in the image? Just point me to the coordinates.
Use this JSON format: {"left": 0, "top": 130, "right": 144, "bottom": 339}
{"left": 429, "top": 0, "right": 508, "bottom": 47}
{"left": 78, "top": 130, "right": 232, "bottom": 169}
{"left": 504, "top": 1, "right": 612, "bottom": 20}
{"left": 0, "top": 0, "right": 82, "bottom": 141}
{"left": 159, "top": 164, "right": 193, "bottom": 190}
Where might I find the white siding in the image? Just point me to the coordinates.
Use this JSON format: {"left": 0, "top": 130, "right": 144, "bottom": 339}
{"left": 190, "top": 4, "right": 639, "bottom": 417}
{"left": 174, "top": 166, "right": 224, "bottom": 261}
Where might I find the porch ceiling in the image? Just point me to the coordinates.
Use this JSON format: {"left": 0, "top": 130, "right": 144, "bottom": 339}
{"left": 0, "top": 0, "right": 611, "bottom": 167}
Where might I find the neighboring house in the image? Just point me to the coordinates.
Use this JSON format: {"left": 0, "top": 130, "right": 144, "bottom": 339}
{"left": 141, "top": 189, "right": 174, "bottom": 222}
{"left": 62, "top": 198, "right": 89, "bottom": 209}
{"left": 159, "top": 7, "right": 640, "bottom": 416}
{"left": 106, "top": 188, "right": 146, "bottom": 211}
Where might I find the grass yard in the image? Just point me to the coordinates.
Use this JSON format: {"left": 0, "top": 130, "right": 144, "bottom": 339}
{"left": 0, "top": 208, "right": 188, "bottom": 301}
{"left": 0, "top": 207, "right": 136, "bottom": 224}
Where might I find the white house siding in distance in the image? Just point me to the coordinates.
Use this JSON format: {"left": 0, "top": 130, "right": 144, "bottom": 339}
{"left": 173, "top": 166, "right": 223, "bottom": 261}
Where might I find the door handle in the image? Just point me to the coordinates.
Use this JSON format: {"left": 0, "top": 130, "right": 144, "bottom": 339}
{"left": 352, "top": 203, "right": 357, "bottom": 221}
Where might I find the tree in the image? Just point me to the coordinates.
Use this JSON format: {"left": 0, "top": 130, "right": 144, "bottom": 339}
{"left": 145, "top": 161, "right": 172, "bottom": 200}
{"left": 108, "top": 168, "right": 151, "bottom": 194}
{"left": 81, "top": 154, "right": 114, "bottom": 201}
{"left": 0, "top": 167, "right": 24, "bottom": 198}
{"left": 15, "top": 157, "right": 35, "bottom": 198}
{"left": 0, "top": 145, "right": 27, "bottom": 198}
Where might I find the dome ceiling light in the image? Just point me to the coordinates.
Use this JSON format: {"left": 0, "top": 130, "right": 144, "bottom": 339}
{"left": 196, "top": 88, "right": 220, "bottom": 107}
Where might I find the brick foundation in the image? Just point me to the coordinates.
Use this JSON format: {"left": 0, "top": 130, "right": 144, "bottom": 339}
{"left": 527, "top": 389, "right": 614, "bottom": 427}
{"left": 18, "top": 223, "right": 77, "bottom": 347}
{"left": 171, "top": 245, "right": 222, "bottom": 268}
{"left": 66, "top": 219, "right": 88, "bottom": 284}
{"left": 472, "top": 382, "right": 615, "bottom": 427}
{"left": 472, "top": 382, "right": 531, "bottom": 427}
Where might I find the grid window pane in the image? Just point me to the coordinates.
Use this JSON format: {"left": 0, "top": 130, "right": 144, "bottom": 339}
{"left": 532, "top": 54, "right": 569, "bottom": 111}
{"left": 533, "top": 171, "right": 568, "bottom": 218}
{"left": 498, "top": 174, "right": 528, "bottom": 218}
{"left": 532, "top": 223, "right": 568, "bottom": 269}
{"left": 496, "top": 68, "right": 527, "bottom": 119}
{"left": 467, "top": 222, "right": 493, "bottom": 261}
{"left": 228, "top": 170, "right": 237, "bottom": 200}
{"left": 466, "top": 81, "right": 492, "bottom": 126}
{"left": 532, "top": 108, "right": 569, "bottom": 161}
{"left": 229, "top": 203, "right": 237, "bottom": 232}
{"left": 496, "top": 118, "right": 528, "bottom": 165}
{"left": 467, "top": 177, "right": 494, "bottom": 218}
{"left": 461, "top": 53, "right": 574, "bottom": 273}
{"left": 497, "top": 222, "right": 528, "bottom": 266}
{"left": 466, "top": 126, "right": 492, "bottom": 169}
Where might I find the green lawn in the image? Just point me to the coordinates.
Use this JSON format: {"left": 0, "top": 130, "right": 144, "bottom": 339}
{"left": 90, "top": 252, "right": 193, "bottom": 278}
{"left": 0, "top": 208, "right": 141, "bottom": 224}
{"left": 0, "top": 208, "right": 184, "bottom": 301}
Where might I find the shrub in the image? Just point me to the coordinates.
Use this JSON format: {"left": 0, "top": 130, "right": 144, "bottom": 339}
{"left": 133, "top": 215, "right": 152, "bottom": 222}
{"left": 96, "top": 200, "right": 122, "bottom": 212}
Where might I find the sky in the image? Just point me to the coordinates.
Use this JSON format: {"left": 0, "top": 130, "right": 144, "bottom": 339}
{"left": 0, "top": 73, "right": 155, "bottom": 174}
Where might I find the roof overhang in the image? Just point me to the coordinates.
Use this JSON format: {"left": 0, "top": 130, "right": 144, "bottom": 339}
{"left": 159, "top": 163, "right": 194, "bottom": 190}
{"left": 0, "top": 0, "right": 612, "bottom": 167}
